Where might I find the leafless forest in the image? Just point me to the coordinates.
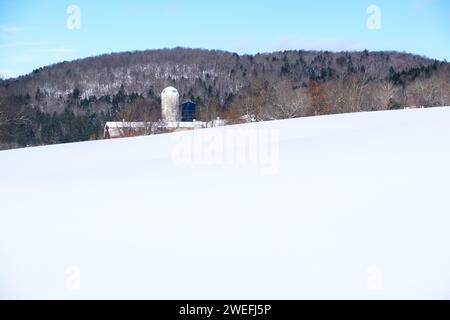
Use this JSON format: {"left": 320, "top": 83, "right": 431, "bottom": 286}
{"left": 1, "top": 48, "right": 449, "bottom": 150}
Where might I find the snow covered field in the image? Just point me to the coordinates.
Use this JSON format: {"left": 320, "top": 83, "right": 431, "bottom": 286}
{"left": 1, "top": 107, "right": 450, "bottom": 299}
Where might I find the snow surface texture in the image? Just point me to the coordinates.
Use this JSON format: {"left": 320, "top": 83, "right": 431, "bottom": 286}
{"left": 1, "top": 107, "right": 450, "bottom": 299}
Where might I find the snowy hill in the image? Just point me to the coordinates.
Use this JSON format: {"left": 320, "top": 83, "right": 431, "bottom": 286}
{"left": 1, "top": 107, "right": 450, "bottom": 299}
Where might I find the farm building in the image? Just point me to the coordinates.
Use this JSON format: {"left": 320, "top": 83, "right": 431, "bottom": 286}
{"left": 181, "top": 100, "right": 196, "bottom": 122}
{"left": 161, "top": 86, "right": 180, "bottom": 122}
{"left": 104, "top": 87, "right": 226, "bottom": 139}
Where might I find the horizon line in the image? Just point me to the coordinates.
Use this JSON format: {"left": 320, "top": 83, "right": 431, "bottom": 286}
{"left": 1, "top": 47, "right": 446, "bottom": 81}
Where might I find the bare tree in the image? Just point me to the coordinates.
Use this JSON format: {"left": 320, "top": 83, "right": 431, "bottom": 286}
{"left": 115, "top": 98, "right": 160, "bottom": 137}
{"left": 374, "top": 80, "right": 400, "bottom": 110}
{"left": 0, "top": 96, "right": 33, "bottom": 141}
{"left": 231, "top": 78, "right": 273, "bottom": 121}
{"left": 198, "top": 97, "right": 220, "bottom": 122}
{"left": 306, "top": 80, "right": 333, "bottom": 116}
{"left": 406, "top": 77, "right": 445, "bottom": 108}
{"left": 264, "top": 80, "right": 308, "bottom": 120}
{"left": 346, "top": 72, "right": 370, "bottom": 113}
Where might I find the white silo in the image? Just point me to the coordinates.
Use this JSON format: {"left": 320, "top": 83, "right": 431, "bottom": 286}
{"left": 161, "top": 86, "right": 180, "bottom": 122}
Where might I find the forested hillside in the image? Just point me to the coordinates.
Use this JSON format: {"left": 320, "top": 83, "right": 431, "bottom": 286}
{"left": 1, "top": 48, "right": 449, "bottom": 150}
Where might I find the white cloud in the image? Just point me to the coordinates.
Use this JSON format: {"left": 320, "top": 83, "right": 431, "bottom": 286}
{"left": 0, "top": 69, "right": 15, "bottom": 79}
{"left": 228, "top": 38, "right": 255, "bottom": 54}
{"left": 0, "top": 41, "right": 49, "bottom": 49}
{"left": 269, "top": 36, "right": 366, "bottom": 52}
{"left": 0, "top": 43, "right": 77, "bottom": 78}
{"left": 415, "top": 0, "right": 440, "bottom": 9}
{"left": 30, "top": 47, "right": 74, "bottom": 54}
{"left": 30, "top": 47, "right": 77, "bottom": 63}
{"left": 0, "top": 25, "right": 25, "bottom": 34}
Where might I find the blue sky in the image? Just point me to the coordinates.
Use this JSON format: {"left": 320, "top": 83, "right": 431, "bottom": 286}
{"left": 1, "top": 0, "right": 449, "bottom": 78}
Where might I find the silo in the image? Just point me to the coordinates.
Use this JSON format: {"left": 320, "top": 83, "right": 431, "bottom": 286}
{"left": 161, "top": 87, "right": 180, "bottom": 122}
{"left": 181, "top": 100, "right": 196, "bottom": 122}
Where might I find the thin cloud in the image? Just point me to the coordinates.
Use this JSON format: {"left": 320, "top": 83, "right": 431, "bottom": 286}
{"left": 30, "top": 46, "right": 78, "bottom": 62}
{"left": 229, "top": 38, "right": 255, "bottom": 54}
{"left": 269, "top": 36, "right": 366, "bottom": 52}
{"left": 415, "top": 0, "right": 440, "bottom": 9}
{"left": 0, "top": 25, "right": 25, "bottom": 34}
{"left": 31, "top": 47, "right": 74, "bottom": 54}
{"left": 0, "top": 41, "right": 48, "bottom": 49}
{"left": 0, "top": 71, "right": 8, "bottom": 79}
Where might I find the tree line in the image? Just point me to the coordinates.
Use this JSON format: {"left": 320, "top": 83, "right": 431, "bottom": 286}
{"left": 1, "top": 48, "right": 449, "bottom": 150}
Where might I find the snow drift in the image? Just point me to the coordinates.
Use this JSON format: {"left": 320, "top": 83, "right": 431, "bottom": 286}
{"left": 1, "top": 107, "right": 450, "bottom": 299}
